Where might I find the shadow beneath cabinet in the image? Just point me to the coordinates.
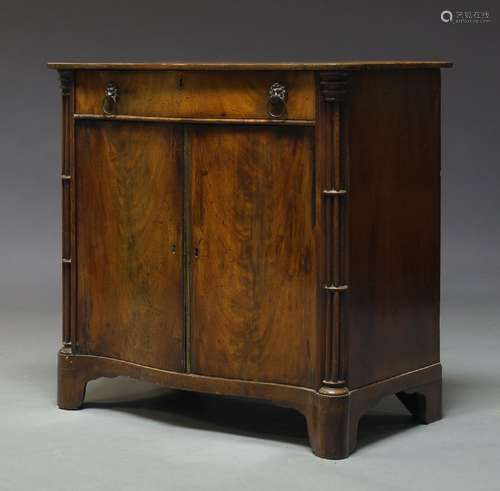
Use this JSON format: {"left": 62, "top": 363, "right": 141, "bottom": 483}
{"left": 84, "top": 378, "right": 421, "bottom": 452}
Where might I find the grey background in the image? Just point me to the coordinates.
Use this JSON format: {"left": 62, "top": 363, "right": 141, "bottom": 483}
{"left": 0, "top": 1, "right": 499, "bottom": 489}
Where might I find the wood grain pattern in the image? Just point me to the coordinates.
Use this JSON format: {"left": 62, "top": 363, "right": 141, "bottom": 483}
{"left": 75, "top": 71, "right": 315, "bottom": 121}
{"left": 49, "top": 61, "right": 452, "bottom": 70}
{"left": 76, "top": 120, "right": 184, "bottom": 371}
{"left": 346, "top": 69, "right": 441, "bottom": 388}
{"left": 189, "top": 125, "right": 319, "bottom": 387}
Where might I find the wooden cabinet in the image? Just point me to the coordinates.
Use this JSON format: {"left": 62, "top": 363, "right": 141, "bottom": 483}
{"left": 50, "top": 61, "right": 451, "bottom": 459}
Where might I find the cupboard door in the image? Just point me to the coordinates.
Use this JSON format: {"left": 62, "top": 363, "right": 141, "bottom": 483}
{"left": 76, "top": 121, "right": 184, "bottom": 371}
{"left": 189, "top": 125, "right": 319, "bottom": 387}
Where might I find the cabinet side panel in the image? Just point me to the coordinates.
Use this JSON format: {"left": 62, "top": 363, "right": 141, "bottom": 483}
{"left": 347, "top": 70, "right": 441, "bottom": 388}
{"left": 189, "top": 125, "right": 319, "bottom": 388}
{"left": 76, "top": 120, "right": 185, "bottom": 371}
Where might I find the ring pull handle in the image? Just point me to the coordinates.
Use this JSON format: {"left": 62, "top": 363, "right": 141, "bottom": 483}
{"left": 102, "top": 82, "right": 120, "bottom": 115}
{"left": 267, "top": 82, "right": 288, "bottom": 119}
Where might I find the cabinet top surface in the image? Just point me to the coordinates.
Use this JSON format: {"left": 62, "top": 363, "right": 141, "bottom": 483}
{"left": 47, "top": 60, "right": 452, "bottom": 71}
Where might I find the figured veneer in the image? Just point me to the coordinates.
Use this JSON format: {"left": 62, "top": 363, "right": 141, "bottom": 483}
{"left": 76, "top": 121, "right": 185, "bottom": 371}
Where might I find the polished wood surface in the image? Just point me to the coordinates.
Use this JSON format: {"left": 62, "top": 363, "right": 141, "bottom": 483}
{"left": 189, "top": 125, "right": 319, "bottom": 387}
{"left": 49, "top": 61, "right": 452, "bottom": 70}
{"left": 346, "top": 70, "right": 441, "bottom": 388}
{"left": 75, "top": 71, "right": 315, "bottom": 120}
{"left": 76, "top": 121, "right": 185, "bottom": 371}
{"left": 51, "top": 63, "right": 448, "bottom": 459}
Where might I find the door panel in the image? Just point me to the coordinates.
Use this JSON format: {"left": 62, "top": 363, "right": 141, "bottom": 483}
{"left": 189, "top": 125, "right": 318, "bottom": 387}
{"left": 76, "top": 121, "right": 184, "bottom": 371}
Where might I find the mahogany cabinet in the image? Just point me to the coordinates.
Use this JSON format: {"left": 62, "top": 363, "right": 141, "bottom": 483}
{"left": 49, "top": 61, "right": 451, "bottom": 459}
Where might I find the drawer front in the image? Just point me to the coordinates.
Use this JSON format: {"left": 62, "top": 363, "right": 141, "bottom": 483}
{"left": 75, "top": 70, "right": 316, "bottom": 121}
